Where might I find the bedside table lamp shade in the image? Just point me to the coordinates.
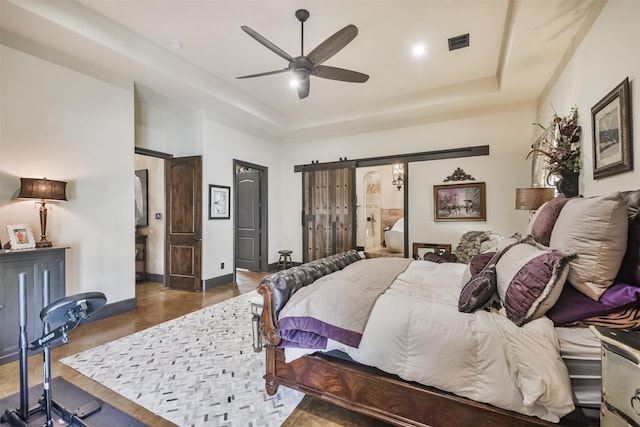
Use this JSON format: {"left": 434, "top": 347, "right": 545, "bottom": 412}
{"left": 18, "top": 177, "right": 67, "bottom": 248}
{"left": 515, "top": 187, "right": 555, "bottom": 211}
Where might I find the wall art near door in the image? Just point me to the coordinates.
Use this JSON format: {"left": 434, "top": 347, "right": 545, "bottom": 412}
{"left": 134, "top": 169, "right": 149, "bottom": 226}
{"left": 209, "top": 184, "right": 230, "bottom": 219}
{"left": 591, "top": 77, "right": 633, "bottom": 179}
{"left": 6, "top": 224, "right": 36, "bottom": 249}
{"left": 433, "top": 182, "right": 486, "bottom": 222}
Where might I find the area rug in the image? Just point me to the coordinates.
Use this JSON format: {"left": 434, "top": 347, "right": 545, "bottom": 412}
{"left": 60, "top": 291, "right": 303, "bottom": 426}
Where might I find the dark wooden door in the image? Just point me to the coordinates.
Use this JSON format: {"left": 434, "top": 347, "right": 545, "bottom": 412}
{"left": 303, "top": 163, "right": 356, "bottom": 262}
{"left": 165, "top": 156, "right": 202, "bottom": 291}
{"left": 236, "top": 168, "right": 261, "bottom": 271}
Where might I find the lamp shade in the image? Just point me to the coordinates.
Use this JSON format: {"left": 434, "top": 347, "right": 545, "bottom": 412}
{"left": 515, "top": 187, "right": 554, "bottom": 211}
{"left": 18, "top": 178, "right": 67, "bottom": 201}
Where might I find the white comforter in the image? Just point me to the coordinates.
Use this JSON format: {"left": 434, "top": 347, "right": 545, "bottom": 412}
{"left": 284, "top": 260, "right": 575, "bottom": 422}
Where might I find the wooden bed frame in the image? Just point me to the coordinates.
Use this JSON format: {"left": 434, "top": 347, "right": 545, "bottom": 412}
{"left": 258, "top": 283, "right": 590, "bottom": 427}
{"left": 257, "top": 189, "right": 640, "bottom": 426}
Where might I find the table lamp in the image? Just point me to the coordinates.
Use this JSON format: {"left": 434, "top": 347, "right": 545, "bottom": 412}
{"left": 18, "top": 177, "right": 67, "bottom": 248}
{"left": 515, "top": 187, "right": 555, "bottom": 218}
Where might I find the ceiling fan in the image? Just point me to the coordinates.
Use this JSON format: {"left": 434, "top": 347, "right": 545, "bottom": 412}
{"left": 237, "top": 9, "right": 369, "bottom": 99}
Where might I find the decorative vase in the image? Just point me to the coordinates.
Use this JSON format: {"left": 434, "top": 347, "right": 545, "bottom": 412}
{"left": 556, "top": 171, "right": 579, "bottom": 198}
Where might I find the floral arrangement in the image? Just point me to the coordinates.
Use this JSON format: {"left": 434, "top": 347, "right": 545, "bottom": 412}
{"left": 527, "top": 106, "right": 581, "bottom": 180}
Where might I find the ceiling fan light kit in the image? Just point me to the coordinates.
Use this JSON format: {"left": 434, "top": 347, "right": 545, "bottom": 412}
{"left": 237, "top": 9, "right": 369, "bottom": 99}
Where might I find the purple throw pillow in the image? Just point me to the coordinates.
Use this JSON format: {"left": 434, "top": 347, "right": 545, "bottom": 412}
{"left": 530, "top": 195, "right": 571, "bottom": 246}
{"left": 468, "top": 252, "right": 496, "bottom": 276}
{"left": 423, "top": 251, "right": 458, "bottom": 264}
{"left": 546, "top": 282, "right": 640, "bottom": 326}
{"left": 459, "top": 265, "right": 497, "bottom": 313}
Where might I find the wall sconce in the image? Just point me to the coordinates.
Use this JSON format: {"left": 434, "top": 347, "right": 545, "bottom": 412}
{"left": 515, "top": 187, "right": 554, "bottom": 218}
{"left": 18, "top": 177, "right": 67, "bottom": 248}
{"left": 392, "top": 164, "right": 404, "bottom": 191}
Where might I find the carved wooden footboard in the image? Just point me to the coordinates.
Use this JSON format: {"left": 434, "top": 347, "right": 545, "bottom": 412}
{"left": 257, "top": 281, "right": 581, "bottom": 427}
{"left": 262, "top": 344, "right": 570, "bottom": 427}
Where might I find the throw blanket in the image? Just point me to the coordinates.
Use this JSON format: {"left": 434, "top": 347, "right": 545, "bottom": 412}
{"left": 277, "top": 257, "right": 412, "bottom": 348}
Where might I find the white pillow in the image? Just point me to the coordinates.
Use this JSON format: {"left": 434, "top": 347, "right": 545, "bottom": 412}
{"left": 548, "top": 192, "right": 628, "bottom": 301}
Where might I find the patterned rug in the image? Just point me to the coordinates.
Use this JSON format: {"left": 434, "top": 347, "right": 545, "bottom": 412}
{"left": 60, "top": 291, "right": 303, "bottom": 426}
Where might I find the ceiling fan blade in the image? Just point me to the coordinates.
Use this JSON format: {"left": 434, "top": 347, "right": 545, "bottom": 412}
{"left": 236, "top": 68, "right": 290, "bottom": 79}
{"left": 313, "top": 65, "right": 369, "bottom": 83}
{"left": 297, "top": 76, "right": 310, "bottom": 99}
{"left": 241, "top": 25, "right": 295, "bottom": 62}
{"left": 307, "top": 24, "right": 358, "bottom": 66}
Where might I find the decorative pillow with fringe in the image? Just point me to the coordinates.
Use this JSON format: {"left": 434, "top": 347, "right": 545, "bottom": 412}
{"left": 495, "top": 237, "right": 577, "bottom": 326}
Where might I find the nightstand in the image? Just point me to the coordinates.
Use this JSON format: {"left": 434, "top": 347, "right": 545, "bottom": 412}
{"left": 590, "top": 326, "right": 640, "bottom": 426}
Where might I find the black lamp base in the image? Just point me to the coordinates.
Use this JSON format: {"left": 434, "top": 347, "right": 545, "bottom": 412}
{"left": 36, "top": 240, "right": 52, "bottom": 248}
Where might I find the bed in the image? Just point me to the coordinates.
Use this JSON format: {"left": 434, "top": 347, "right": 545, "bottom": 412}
{"left": 258, "top": 190, "right": 640, "bottom": 426}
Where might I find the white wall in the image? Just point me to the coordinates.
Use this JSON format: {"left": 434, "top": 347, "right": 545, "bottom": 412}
{"left": 0, "top": 44, "right": 135, "bottom": 304}
{"left": 280, "top": 106, "right": 538, "bottom": 259}
{"left": 538, "top": 0, "right": 639, "bottom": 196}
{"left": 135, "top": 102, "right": 202, "bottom": 157}
{"left": 202, "top": 117, "right": 283, "bottom": 278}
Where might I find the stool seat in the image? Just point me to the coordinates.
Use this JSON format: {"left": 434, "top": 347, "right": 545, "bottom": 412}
{"left": 277, "top": 250, "right": 293, "bottom": 270}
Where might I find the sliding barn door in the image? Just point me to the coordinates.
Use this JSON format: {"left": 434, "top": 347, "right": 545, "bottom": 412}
{"left": 302, "top": 163, "right": 356, "bottom": 262}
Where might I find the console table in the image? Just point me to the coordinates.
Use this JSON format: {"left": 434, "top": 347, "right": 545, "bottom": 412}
{"left": 135, "top": 234, "right": 147, "bottom": 282}
{"left": 0, "top": 246, "right": 67, "bottom": 365}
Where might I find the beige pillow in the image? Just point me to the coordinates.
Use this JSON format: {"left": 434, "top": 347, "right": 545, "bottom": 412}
{"left": 549, "top": 192, "right": 628, "bottom": 301}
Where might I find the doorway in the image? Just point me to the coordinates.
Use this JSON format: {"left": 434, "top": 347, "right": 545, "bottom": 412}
{"left": 234, "top": 160, "right": 268, "bottom": 272}
{"left": 356, "top": 164, "right": 405, "bottom": 258}
{"left": 134, "top": 149, "right": 170, "bottom": 285}
{"left": 134, "top": 148, "right": 204, "bottom": 292}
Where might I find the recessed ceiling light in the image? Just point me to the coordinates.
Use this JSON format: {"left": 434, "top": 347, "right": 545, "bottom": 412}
{"left": 168, "top": 39, "right": 184, "bottom": 51}
{"left": 412, "top": 43, "right": 427, "bottom": 58}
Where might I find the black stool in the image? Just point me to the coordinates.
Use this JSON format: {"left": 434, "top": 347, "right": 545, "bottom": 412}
{"left": 277, "top": 250, "right": 293, "bottom": 270}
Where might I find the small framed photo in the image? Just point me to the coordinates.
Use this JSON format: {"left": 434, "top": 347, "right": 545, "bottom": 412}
{"left": 591, "top": 77, "right": 633, "bottom": 179}
{"left": 6, "top": 224, "right": 36, "bottom": 250}
{"left": 209, "top": 184, "right": 230, "bottom": 220}
{"left": 433, "top": 182, "right": 486, "bottom": 222}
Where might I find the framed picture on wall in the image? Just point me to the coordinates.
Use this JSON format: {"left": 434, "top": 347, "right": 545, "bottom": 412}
{"left": 6, "top": 224, "right": 36, "bottom": 250}
{"left": 134, "top": 169, "right": 149, "bottom": 226}
{"left": 433, "top": 182, "right": 486, "bottom": 222}
{"left": 209, "top": 184, "right": 230, "bottom": 219}
{"left": 591, "top": 77, "right": 633, "bottom": 179}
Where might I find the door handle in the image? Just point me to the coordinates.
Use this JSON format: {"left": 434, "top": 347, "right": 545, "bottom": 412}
{"left": 194, "top": 236, "right": 202, "bottom": 241}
